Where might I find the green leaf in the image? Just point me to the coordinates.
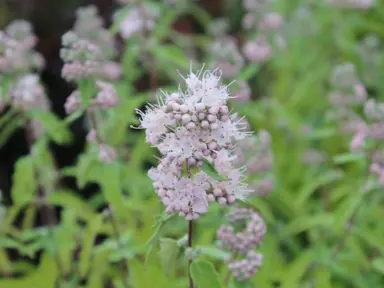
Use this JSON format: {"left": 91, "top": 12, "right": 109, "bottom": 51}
{"left": 129, "top": 258, "right": 169, "bottom": 288}
{"left": 28, "top": 110, "right": 72, "bottom": 144}
{"left": 145, "top": 212, "right": 176, "bottom": 263}
{"left": 372, "top": 258, "right": 384, "bottom": 275}
{"left": 237, "top": 64, "right": 261, "bottom": 81}
{"left": 121, "top": 40, "right": 142, "bottom": 82}
{"left": 281, "top": 250, "right": 314, "bottom": 288}
{"left": 354, "top": 228, "right": 384, "bottom": 255}
{"left": 0, "top": 253, "right": 58, "bottom": 287}
{"left": 76, "top": 153, "right": 99, "bottom": 189}
{"left": 0, "top": 115, "right": 24, "bottom": 149}
{"left": 151, "top": 45, "right": 190, "bottom": 70}
{"left": 307, "top": 127, "right": 338, "bottom": 140}
{"left": 201, "top": 158, "right": 230, "bottom": 182}
{"left": 279, "top": 214, "right": 333, "bottom": 239}
{"left": 48, "top": 190, "right": 95, "bottom": 222}
{"left": 56, "top": 209, "right": 78, "bottom": 276}
{"left": 191, "top": 260, "right": 223, "bottom": 288}
{"left": 315, "top": 266, "right": 332, "bottom": 288}
{"left": 334, "top": 192, "right": 363, "bottom": 229}
{"left": 98, "top": 163, "right": 125, "bottom": 219}
{"left": 11, "top": 156, "right": 36, "bottom": 206}
{"left": 87, "top": 250, "right": 110, "bottom": 288}
{"left": 295, "top": 170, "right": 343, "bottom": 209}
{"left": 158, "top": 238, "right": 180, "bottom": 276}
{"left": 79, "top": 215, "right": 102, "bottom": 278}
{"left": 198, "top": 246, "right": 231, "bottom": 261}
{"left": 78, "top": 79, "right": 96, "bottom": 107}
{"left": 154, "top": 7, "right": 179, "bottom": 41}
{"left": 0, "top": 237, "right": 21, "bottom": 249}
{"left": 333, "top": 152, "right": 366, "bottom": 164}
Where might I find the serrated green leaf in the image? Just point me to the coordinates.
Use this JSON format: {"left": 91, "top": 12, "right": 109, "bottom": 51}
{"left": 191, "top": 260, "right": 223, "bottom": 288}
{"left": 145, "top": 212, "right": 176, "bottom": 263}
{"left": 158, "top": 237, "right": 180, "bottom": 276}
{"left": 201, "top": 158, "right": 230, "bottom": 182}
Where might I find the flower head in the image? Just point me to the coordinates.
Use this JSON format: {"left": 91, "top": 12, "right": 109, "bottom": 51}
{"left": 217, "top": 208, "right": 266, "bottom": 281}
{"left": 137, "top": 68, "right": 252, "bottom": 219}
{"left": 0, "top": 20, "right": 44, "bottom": 75}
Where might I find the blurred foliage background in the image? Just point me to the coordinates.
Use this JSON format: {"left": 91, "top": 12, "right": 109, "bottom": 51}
{"left": 1, "top": 0, "right": 384, "bottom": 287}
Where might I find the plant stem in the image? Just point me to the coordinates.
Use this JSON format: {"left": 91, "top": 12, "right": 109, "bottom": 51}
{"left": 24, "top": 121, "right": 65, "bottom": 285}
{"left": 108, "top": 207, "right": 129, "bottom": 288}
{"left": 188, "top": 220, "right": 193, "bottom": 288}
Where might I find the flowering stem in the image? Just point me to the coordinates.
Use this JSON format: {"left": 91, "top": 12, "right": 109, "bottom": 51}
{"left": 24, "top": 121, "right": 65, "bottom": 283}
{"left": 108, "top": 207, "right": 129, "bottom": 288}
{"left": 188, "top": 220, "right": 194, "bottom": 288}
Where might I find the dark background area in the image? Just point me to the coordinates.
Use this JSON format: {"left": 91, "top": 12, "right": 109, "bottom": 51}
{"left": 0, "top": 0, "right": 223, "bottom": 204}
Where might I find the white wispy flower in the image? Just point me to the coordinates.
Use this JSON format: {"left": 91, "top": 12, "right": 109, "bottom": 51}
{"left": 136, "top": 68, "right": 252, "bottom": 220}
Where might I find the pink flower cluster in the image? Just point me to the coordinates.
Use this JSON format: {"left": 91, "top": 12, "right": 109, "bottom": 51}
{"left": 228, "top": 251, "right": 263, "bottom": 281}
{"left": 235, "top": 131, "right": 274, "bottom": 196}
{"left": 0, "top": 20, "right": 48, "bottom": 126}
{"left": 348, "top": 98, "right": 384, "bottom": 185}
{"left": 11, "top": 74, "right": 49, "bottom": 112}
{"left": 217, "top": 208, "right": 266, "bottom": 281}
{"left": 326, "top": 63, "right": 367, "bottom": 135}
{"left": 64, "top": 81, "right": 119, "bottom": 114}
{"left": 0, "top": 20, "right": 44, "bottom": 75}
{"left": 137, "top": 68, "right": 251, "bottom": 220}
{"left": 60, "top": 6, "right": 120, "bottom": 82}
{"left": 74, "top": 5, "right": 116, "bottom": 60}
{"left": 231, "top": 81, "right": 252, "bottom": 104}
{"left": 358, "top": 35, "right": 381, "bottom": 87}
{"left": 242, "top": 0, "right": 284, "bottom": 64}
{"left": 209, "top": 37, "right": 245, "bottom": 79}
{"left": 87, "top": 129, "right": 117, "bottom": 163}
{"left": 116, "top": 3, "right": 159, "bottom": 40}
